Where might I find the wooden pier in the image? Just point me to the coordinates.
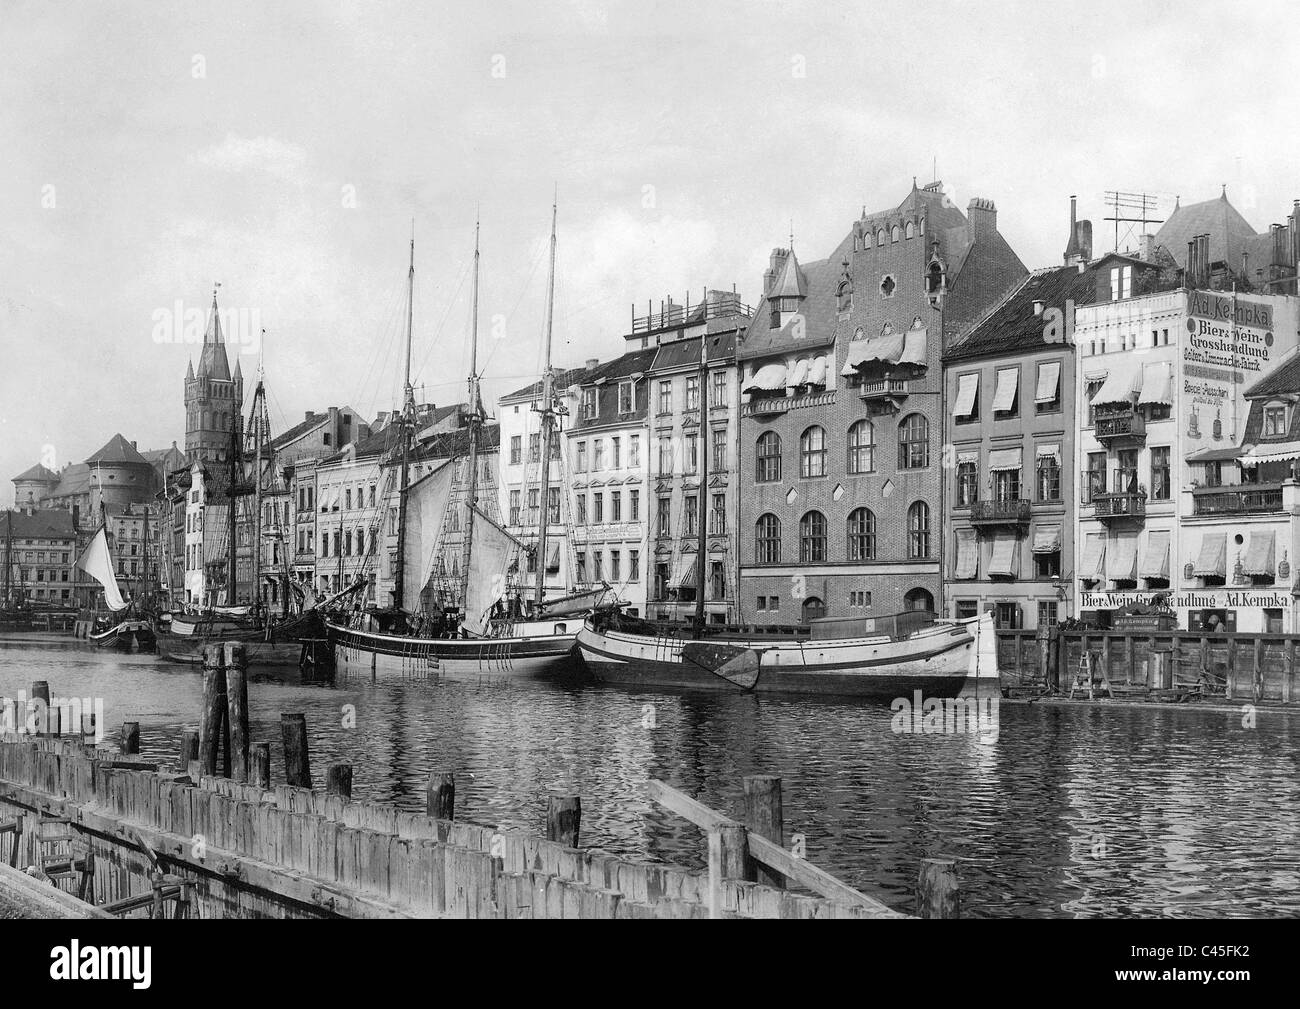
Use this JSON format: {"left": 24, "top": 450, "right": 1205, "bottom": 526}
{"left": 0, "top": 642, "right": 950, "bottom": 919}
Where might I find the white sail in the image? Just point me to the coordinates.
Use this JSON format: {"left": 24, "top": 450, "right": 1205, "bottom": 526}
{"left": 464, "top": 506, "right": 524, "bottom": 635}
{"left": 402, "top": 459, "right": 455, "bottom": 608}
{"left": 75, "top": 526, "right": 127, "bottom": 611}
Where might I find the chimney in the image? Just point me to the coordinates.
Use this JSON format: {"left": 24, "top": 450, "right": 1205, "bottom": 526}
{"left": 1138, "top": 234, "right": 1156, "bottom": 263}
{"left": 966, "top": 197, "right": 997, "bottom": 240}
{"left": 585, "top": 358, "right": 600, "bottom": 369}
{"left": 1063, "top": 196, "right": 1080, "bottom": 264}
{"left": 1076, "top": 220, "right": 1093, "bottom": 264}
{"left": 1032, "top": 299, "right": 1045, "bottom": 316}
{"left": 305, "top": 411, "right": 315, "bottom": 422}
{"left": 763, "top": 247, "right": 790, "bottom": 296}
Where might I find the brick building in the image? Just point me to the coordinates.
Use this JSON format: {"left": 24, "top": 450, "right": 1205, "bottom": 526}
{"left": 737, "top": 181, "right": 1027, "bottom": 625}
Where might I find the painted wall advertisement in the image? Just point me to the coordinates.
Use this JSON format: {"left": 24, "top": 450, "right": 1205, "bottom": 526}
{"left": 1182, "top": 292, "right": 1296, "bottom": 444}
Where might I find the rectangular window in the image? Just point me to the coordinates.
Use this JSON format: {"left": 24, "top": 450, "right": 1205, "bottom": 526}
{"left": 630, "top": 489, "right": 640, "bottom": 521}
{"left": 594, "top": 439, "right": 605, "bottom": 472}
{"left": 686, "top": 376, "right": 700, "bottom": 411}
{"left": 576, "top": 441, "right": 587, "bottom": 472}
{"left": 995, "top": 602, "right": 1023, "bottom": 629}
{"left": 655, "top": 563, "right": 670, "bottom": 600}
{"left": 657, "top": 497, "right": 671, "bottom": 537}
{"left": 1036, "top": 449, "right": 1061, "bottom": 502}
{"left": 685, "top": 495, "right": 698, "bottom": 536}
{"left": 1151, "top": 447, "right": 1171, "bottom": 500}
{"left": 611, "top": 492, "right": 622, "bottom": 522}
{"left": 576, "top": 494, "right": 587, "bottom": 524}
{"left": 1035, "top": 361, "right": 1062, "bottom": 414}
{"left": 1084, "top": 451, "right": 1106, "bottom": 503}
{"left": 994, "top": 468, "right": 1021, "bottom": 502}
{"left": 657, "top": 380, "right": 672, "bottom": 415}
{"left": 611, "top": 549, "right": 621, "bottom": 581}
{"left": 712, "top": 427, "right": 727, "bottom": 470}
{"left": 686, "top": 434, "right": 699, "bottom": 474}
{"left": 1085, "top": 378, "right": 1105, "bottom": 426}
{"left": 658, "top": 438, "right": 673, "bottom": 476}
{"left": 576, "top": 551, "right": 587, "bottom": 582}
{"left": 611, "top": 437, "right": 621, "bottom": 469}
{"left": 548, "top": 487, "right": 560, "bottom": 524}
{"left": 618, "top": 381, "right": 634, "bottom": 414}
{"left": 593, "top": 492, "right": 603, "bottom": 523}
{"left": 711, "top": 370, "right": 727, "bottom": 407}
{"left": 593, "top": 551, "right": 603, "bottom": 581}
{"left": 1265, "top": 405, "right": 1287, "bottom": 437}
{"left": 993, "top": 367, "right": 1019, "bottom": 417}
{"left": 629, "top": 550, "right": 640, "bottom": 581}
{"left": 581, "top": 388, "right": 598, "bottom": 421}
{"left": 1110, "top": 264, "right": 1132, "bottom": 301}
{"left": 629, "top": 434, "right": 640, "bottom": 468}
{"left": 957, "top": 460, "right": 978, "bottom": 507}
{"left": 1037, "top": 601, "right": 1059, "bottom": 628}
{"left": 528, "top": 489, "right": 539, "bottom": 524}
{"left": 1034, "top": 550, "right": 1061, "bottom": 579}
{"left": 711, "top": 493, "right": 726, "bottom": 535}
{"left": 528, "top": 433, "right": 541, "bottom": 463}
{"left": 345, "top": 489, "right": 352, "bottom": 510}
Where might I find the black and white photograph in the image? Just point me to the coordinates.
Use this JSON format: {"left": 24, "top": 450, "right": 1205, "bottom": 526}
{"left": 0, "top": 0, "right": 1292, "bottom": 985}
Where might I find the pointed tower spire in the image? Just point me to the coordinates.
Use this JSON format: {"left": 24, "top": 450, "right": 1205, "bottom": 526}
{"left": 197, "top": 284, "right": 232, "bottom": 381}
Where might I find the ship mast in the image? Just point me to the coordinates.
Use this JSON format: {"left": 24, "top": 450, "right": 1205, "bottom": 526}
{"left": 227, "top": 405, "right": 240, "bottom": 607}
{"left": 533, "top": 198, "right": 558, "bottom": 608}
{"left": 393, "top": 226, "right": 417, "bottom": 612}
{"left": 693, "top": 335, "right": 708, "bottom": 638}
{"left": 253, "top": 376, "right": 264, "bottom": 619}
{"left": 459, "top": 217, "right": 482, "bottom": 610}
{"left": 3, "top": 510, "right": 11, "bottom": 610}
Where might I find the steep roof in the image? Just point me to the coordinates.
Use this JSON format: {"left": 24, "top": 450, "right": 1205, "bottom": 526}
{"left": 502, "top": 365, "right": 592, "bottom": 403}
{"left": 945, "top": 264, "right": 1100, "bottom": 362}
{"left": 196, "top": 294, "right": 232, "bottom": 381}
{"left": 12, "top": 463, "right": 59, "bottom": 484}
{"left": 649, "top": 332, "right": 737, "bottom": 372}
{"left": 84, "top": 434, "right": 151, "bottom": 467}
{"left": 573, "top": 347, "right": 659, "bottom": 385}
{"left": 738, "top": 242, "right": 847, "bottom": 362}
{"left": 1245, "top": 350, "right": 1300, "bottom": 399}
{"left": 0, "top": 508, "right": 77, "bottom": 539}
{"left": 770, "top": 249, "right": 807, "bottom": 298}
{"left": 1155, "top": 191, "right": 1258, "bottom": 270}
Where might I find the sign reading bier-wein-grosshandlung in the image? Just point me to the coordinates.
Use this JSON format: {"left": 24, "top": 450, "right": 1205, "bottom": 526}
{"left": 1184, "top": 292, "right": 1276, "bottom": 380}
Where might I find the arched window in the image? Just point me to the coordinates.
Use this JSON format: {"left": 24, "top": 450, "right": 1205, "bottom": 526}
{"left": 876, "top": 228, "right": 886, "bottom": 246}
{"left": 847, "top": 507, "right": 875, "bottom": 560}
{"left": 756, "top": 431, "right": 782, "bottom": 482}
{"left": 908, "top": 501, "right": 931, "bottom": 558}
{"left": 905, "top": 221, "right": 915, "bottom": 239}
{"left": 904, "top": 587, "right": 934, "bottom": 612}
{"left": 802, "top": 596, "right": 826, "bottom": 623}
{"left": 927, "top": 261, "right": 944, "bottom": 294}
{"left": 836, "top": 280, "right": 853, "bottom": 313}
{"left": 847, "top": 420, "right": 875, "bottom": 473}
{"left": 755, "top": 513, "right": 781, "bottom": 564}
{"left": 898, "top": 413, "right": 929, "bottom": 469}
{"left": 891, "top": 225, "right": 901, "bottom": 242}
{"left": 800, "top": 425, "right": 827, "bottom": 478}
{"left": 800, "top": 510, "right": 827, "bottom": 562}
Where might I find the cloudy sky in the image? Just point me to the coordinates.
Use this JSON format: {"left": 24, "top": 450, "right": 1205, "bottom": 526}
{"left": 3, "top": 0, "right": 1298, "bottom": 500}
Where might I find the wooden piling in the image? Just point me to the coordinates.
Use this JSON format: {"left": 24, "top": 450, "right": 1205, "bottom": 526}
{"left": 119, "top": 721, "right": 140, "bottom": 755}
{"left": 30, "top": 680, "right": 50, "bottom": 735}
{"left": 251, "top": 742, "right": 271, "bottom": 789}
{"left": 327, "top": 763, "right": 353, "bottom": 799}
{"left": 224, "top": 642, "right": 250, "bottom": 783}
{"left": 742, "top": 775, "right": 785, "bottom": 888}
{"left": 546, "top": 794, "right": 581, "bottom": 848}
{"left": 917, "top": 857, "right": 960, "bottom": 919}
{"left": 280, "top": 713, "right": 312, "bottom": 788}
{"left": 178, "top": 729, "right": 199, "bottom": 769}
{"left": 199, "top": 644, "right": 225, "bottom": 776}
{"left": 426, "top": 772, "right": 455, "bottom": 820}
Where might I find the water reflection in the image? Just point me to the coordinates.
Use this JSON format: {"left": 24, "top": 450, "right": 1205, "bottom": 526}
{"left": 2, "top": 634, "right": 1297, "bottom": 917}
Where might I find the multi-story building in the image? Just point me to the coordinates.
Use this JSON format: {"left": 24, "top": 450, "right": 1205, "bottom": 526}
{"left": 941, "top": 201, "right": 1167, "bottom": 629}
{"left": 0, "top": 509, "right": 78, "bottom": 608}
{"left": 642, "top": 292, "right": 750, "bottom": 622}
{"left": 568, "top": 348, "right": 657, "bottom": 615}
{"left": 103, "top": 503, "right": 163, "bottom": 605}
{"left": 737, "top": 181, "right": 1027, "bottom": 625}
{"left": 1074, "top": 278, "right": 1300, "bottom": 632}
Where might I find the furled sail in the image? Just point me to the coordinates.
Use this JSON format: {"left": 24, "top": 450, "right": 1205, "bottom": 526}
{"left": 402, "top": 459, "right": 455, "bottom": 608}
{"left": 75, "top": 526, "right": 127, "bottom": 611}
{"left": 463, "top": 506, "right": 524, "bottom": 635}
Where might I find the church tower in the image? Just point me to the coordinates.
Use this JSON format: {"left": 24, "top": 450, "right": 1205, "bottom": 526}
{"left": 184, "top": 289, "right": 244, "bottom": 464}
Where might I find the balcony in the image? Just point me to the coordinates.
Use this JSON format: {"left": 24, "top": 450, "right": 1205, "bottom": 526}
{"left": 970, "top": 499, "right": 1031, "bottom": 528}
{"left": 1093, "top": 492, "right": 1146, "bottom": 524}
{"left": 856, "top": 377, "right": 910, "bottom": 414}
{"left": 1094, "top": 408, "right": 1146, "bottom": 444}
{"left": 1191, "top": 484, "right": 1284, "bottom": 516}
{"left": 741, "top": 389, "right": 836, "bottom": 418}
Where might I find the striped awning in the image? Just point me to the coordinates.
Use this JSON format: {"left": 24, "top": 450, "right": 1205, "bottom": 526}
{"left": 1035, "top": 361, "right": 1061, "bottom": 404}
{"left": 1107, "top": 535, "right": 1138, "bottom": 581}
{"left": 989, "top": 447, "right": 1022, "bottom": 472}
{"left": 954, "top": 528, "right": 977, "bottom": 579}
{"left": 1032, "top": 525, "right": 1061, "bottom": 554}
{"left": 953, "top": 373, "right": 979, "bottom": 418}
{"left": 1092, "top": 364, "right": 1142, "bottom": 406}
{"left": 1137, "top": 362, "right": 1174, "bottom": 406}
{"left": 841, "top": 339, "right": 877, "bottom": 375}
{"left": 898, "top": 328, "right": 928, "bottom": 366}
{"left": 1139, "top": 530, "right": 1170, "bottom": 579}
{"left": 992, "top": 368, "right": 1019, "bottom": 412}
{"left": 676, "top": 553, "right": 699, "bottom": 588}
{"left": 744, "top": 363, "right": 788, "bottom": 392}
{"left": 546, "top": 540, "right": 561, "bottom": 572}
{"left": 989, "top": 533, "right": 1016, "bottom": 576}
{"left": 1036, "top": 443, "right": 1061, "bottom": 464}
{"left": 1240, "top": 441, "right": 1300, "bottom": 467}
{"left": 1193, "top": 533, "right": 1227, "bottom": 578}
{"left": 1242, "top": 530, "right": 1276, "bottom": 576}
{"left": 957, "top": 449, "right": 978, "bottom": 466}
{"left": 788, "top": 358, "right": 810, "bottom": 387}
{"left": 1080, "top": 533, "right": 1107, "bottom": 580}
{"left": 807, "top": 356, "right": 828, "bottom": 386}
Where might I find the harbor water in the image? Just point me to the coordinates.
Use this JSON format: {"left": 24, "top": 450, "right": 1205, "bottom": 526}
{"left": 2, "top": 633, "right": 1297, "bottom": 918}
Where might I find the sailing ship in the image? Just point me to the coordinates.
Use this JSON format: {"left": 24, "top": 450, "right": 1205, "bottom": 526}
{"left": 573, "top": 336, "right": 999, "bottom": 696}
{"left": 327, "top": 210, "right": 601, "bottom": 677}
{"left": 76, "top": 519, "right": 156, "bottom": 652}
{"left": 155, "top": 367, "right": 312, "bottom": 666}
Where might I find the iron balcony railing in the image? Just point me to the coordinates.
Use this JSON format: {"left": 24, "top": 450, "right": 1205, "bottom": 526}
{"left": 970, "top": 499, "right": 1032, "bottom": 524}
{"left": 1191, "top": 485, "right": 1284, "bottom": 515}
{"left": 1094, "top": 492, "right": 1147, "bottom": 521}
{"left": 1095, "top": 408, "right": 1146, "bottom": 441}
{"left": 857, "top": 377, "right": 911, "bottom": 399}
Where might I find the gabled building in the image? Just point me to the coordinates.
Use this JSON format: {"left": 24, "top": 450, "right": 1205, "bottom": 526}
{"left": 1, "top": 508, "right": 78, "bottom": 608}
{"left": 737, "top": 180, "right": 1027, "bottom": 626}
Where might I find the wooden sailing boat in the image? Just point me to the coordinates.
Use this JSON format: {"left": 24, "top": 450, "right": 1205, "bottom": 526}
{"left": 327, "top": 209, "right": 593, "bottom": 677}
{"left": 78, "top": 508, "right": 156, "bottom": 652}
{"left": 573, "top": 335, "right": 1000, "bottom": 697}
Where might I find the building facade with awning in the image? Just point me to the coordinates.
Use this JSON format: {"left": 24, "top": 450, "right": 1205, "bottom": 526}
{"left": 1074, "top": 284, "right": 1300, "bottom": 632}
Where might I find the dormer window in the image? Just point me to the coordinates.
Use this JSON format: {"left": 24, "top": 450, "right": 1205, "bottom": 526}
{"left": 581, "top": 387, "right": 598, "bottom": 421}
{"left": 776, "top": 297, "right": 801, "bottom": 313}
{"left": 618, "top": 380, "right": 634, "bottom": 414}
{"left": 1110, "top": 265, "right": 1132, "bottom": 301}
{"left": 1264, "top": 402, "right": 1287, "bottom": 437}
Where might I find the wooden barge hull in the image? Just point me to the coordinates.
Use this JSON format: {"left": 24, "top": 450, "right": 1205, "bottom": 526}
{"left": 328, "top": 622, "right": 579, "bottom": 678}
{"left": 88, "top": 620, "right": 156, "bottom": 653}
{"left": 155, "top": 632, "right": 302, "bottom": 667}
{"left": 574, "top": 612, "right": 998, "bottom": 697}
